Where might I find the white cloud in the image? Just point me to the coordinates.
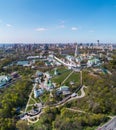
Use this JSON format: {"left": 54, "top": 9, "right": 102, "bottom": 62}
{"left": 71, "top": 27, "right": 78, "bottom": 31}
{"left": 6, "top": 24, "right": 12, "bottom": 27}
{"left": 36, "top": 27, "right": 47, "bottom": 32}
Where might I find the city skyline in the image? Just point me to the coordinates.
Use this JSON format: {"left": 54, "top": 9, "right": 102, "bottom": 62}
{"left": 0, "top": 0, "right": 116, "bottom": 43}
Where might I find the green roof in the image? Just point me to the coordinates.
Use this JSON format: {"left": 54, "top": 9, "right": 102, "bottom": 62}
{"left": 60, "top": 86, "right": 69, "bottom": 89}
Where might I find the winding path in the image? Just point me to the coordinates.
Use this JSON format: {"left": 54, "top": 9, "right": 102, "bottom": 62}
{"left": 25, "top": 86, "right": 87, "bottom": 124}
{"left": 27, "top": 111, "right": 44, "bottom": 124}
{"left": 66, "top": 108, "right": 86, "bottom": 114}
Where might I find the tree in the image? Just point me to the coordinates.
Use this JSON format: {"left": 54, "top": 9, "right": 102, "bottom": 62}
{"left": 16, "top": 120, "right": 29, "bottom": 130}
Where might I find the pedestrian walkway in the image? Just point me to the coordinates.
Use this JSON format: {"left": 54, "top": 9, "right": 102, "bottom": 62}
{"left": 61, "top": 70, "right": 74, "bottom": 85}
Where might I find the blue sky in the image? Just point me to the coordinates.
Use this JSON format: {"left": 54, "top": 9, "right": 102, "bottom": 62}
{"left": 0, "top": 0, "right": 116, "bottom": 43}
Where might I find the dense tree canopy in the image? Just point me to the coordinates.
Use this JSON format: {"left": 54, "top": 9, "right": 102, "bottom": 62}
{"left": 0, "top": 79, "right": 32, "bottom": 130}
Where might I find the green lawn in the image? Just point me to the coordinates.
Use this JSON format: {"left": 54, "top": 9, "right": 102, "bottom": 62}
{"left": 64, "top": 72, "right": 80, "bottom": 86}
{"left": 49, "top": 66, "right": 68, "bottom": 76}
{"left": 40, "top": 91, "right": 50, "bottom": 103}
{"left": 51, "top": 69, "right": 72, "bottom": 85}
{"left": 28, "top": 98, "right": 36, "bottom": 105}
{"left": 26, "top": 105, "right": 33, "bottom": 112}
{"left": 52, "top": 69, "right": 80, "bottom": 87}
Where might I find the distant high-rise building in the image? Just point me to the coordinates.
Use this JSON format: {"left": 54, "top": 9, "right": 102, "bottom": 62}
{"left": 44, "top": 44, "right": 49, "bottom": 51}
{"left": 74, "top": 43, "right": 79, "bottom": 57}
{"left": 97, "top": 40, "right": 100, "bottom": 46}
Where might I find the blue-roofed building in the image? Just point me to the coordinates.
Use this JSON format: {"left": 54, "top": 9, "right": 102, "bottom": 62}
{"left": 17, "top": 61, "right": 30, "bottom": 66}
{"left": 57, "top": 86, "right": 71, "bottom": 96}
{"left": 0, "top": 75, "right": 11, "bottom": 82}
{"left": 36, "top": 71, "right": 43, "bottom": 77}
{"left": 0, "top": 75, "right": 12, "bottom": 88}
{"left": 47, "top": 81, "right": 54, "bottom": 91}
{"left": 45, "top": 79, "right": 54, "bottom": 91}
{"left": 87, "top": 58, "right": 101, "bottom": 67}
{"left": 35, "top": 77, "right": 41, "bottom": 84}
{"left": 34, "top": 88, "right": 44, "bottom": 98}
{"left": 60, "top": 86, "right": 69, "bottom": 91}
{"left": 0, "top": 81, "right": 6, "bottom": 88}
{"left": 66, "top": 55, "right": 74, "bottom": 62}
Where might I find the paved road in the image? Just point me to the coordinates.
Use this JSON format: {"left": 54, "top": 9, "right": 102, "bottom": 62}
{"left": 23, "top": 83, "right": 115, "bottom": 128}
{"left": 55, "top": 86, "right": 86, "bottom": 107}
{"left": 97, "top": 117, "right": 116, "bottom": 130}
{"left": 27, "top": 111, "right": 44, "bottom": 123}
{"left": 22, "top": 86, "right": 86, "bottom": 123}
